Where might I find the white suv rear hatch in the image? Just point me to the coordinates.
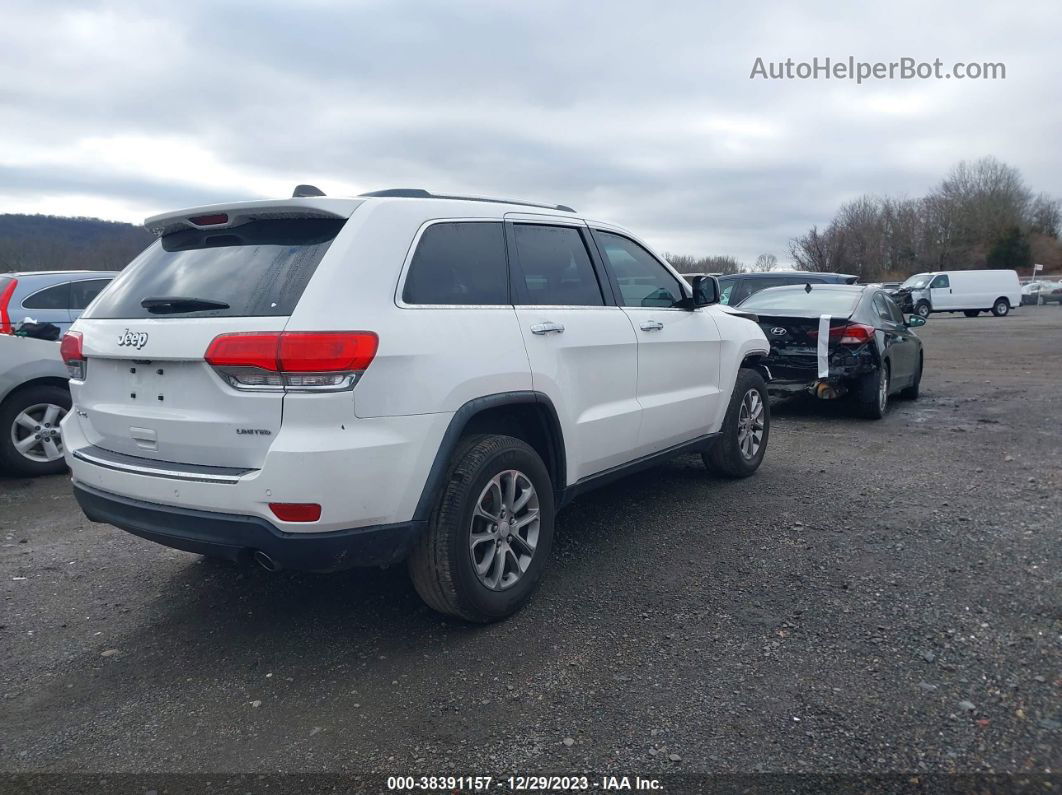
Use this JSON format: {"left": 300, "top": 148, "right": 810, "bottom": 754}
{"left": 68, "top": 207, "right": 351, "bottom": 469}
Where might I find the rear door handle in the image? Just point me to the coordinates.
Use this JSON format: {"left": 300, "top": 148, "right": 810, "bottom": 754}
{"left": 640, "top": 320, "right": 664, "bottom": 332}
{"left": 530, "top": 321, "right": 565, "bottom": 335}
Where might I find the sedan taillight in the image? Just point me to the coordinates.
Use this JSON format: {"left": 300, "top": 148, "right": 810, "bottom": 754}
{"left": 204, "top": 331, "right": 378, "bottom": 392}
{"left": 808, "top": 322, "right": 875, "bottom": 345}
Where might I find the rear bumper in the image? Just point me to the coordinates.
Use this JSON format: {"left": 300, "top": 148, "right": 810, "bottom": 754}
{"left": 764, "top": 351, "right": 878, "bottom": 396}
{"left": 74, "top": 482, "right": 424, "bottom": 571}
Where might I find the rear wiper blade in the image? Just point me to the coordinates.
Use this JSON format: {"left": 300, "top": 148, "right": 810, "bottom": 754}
{"left": 141, "top": 296, "right": 230, "bottom": 313}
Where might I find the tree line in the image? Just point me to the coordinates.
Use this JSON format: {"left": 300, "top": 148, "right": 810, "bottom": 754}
{"left": 788, "top": 157, "right": 1061, "bottom": 280}
{"left": 0, "top": 214, "right": 154, "bottom": 273}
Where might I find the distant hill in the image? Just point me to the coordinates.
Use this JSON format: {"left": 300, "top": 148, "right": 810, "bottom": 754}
{"left": 0, "top": 214, "right": 154, "bottom": 273}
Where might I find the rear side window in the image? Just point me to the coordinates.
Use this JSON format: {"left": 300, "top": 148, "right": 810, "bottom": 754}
{"left": 22, "top": 282, "right": 70, "bottom": 310}
{"left": 402, "top": 222, "right": 508, "bottom": 305}
{"left": 85, "top": 218, "right": 344, "bottom": 319}
{"left": 594, "top": 231, "right": 683, "bottom": 308}
{"left": 513, "top": 224, "right": 603, "bottom": 306}
{"left": 70, "top": 278, "right": 112, "bottom": 310}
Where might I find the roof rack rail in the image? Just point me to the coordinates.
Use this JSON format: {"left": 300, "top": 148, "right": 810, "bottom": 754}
{"left": 358, "top": 188, "right": 575, "bottom": 213}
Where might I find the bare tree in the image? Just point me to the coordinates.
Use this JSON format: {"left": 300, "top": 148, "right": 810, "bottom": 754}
{"left": 752, "top": 253, "right": 777, "bottom": 272}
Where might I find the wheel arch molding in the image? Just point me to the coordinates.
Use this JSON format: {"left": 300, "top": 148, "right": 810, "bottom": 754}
{"left": 412, "top": 391, "right": 567, "bottom": 522}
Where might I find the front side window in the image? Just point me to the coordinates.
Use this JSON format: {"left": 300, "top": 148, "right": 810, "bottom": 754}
{"left": 22, "top": 282, "right": 70, "bottom": 310}
{"left": 513, "top": 224, "right": 603, "bottom": 306}
{"left": 403, "top": 222, "right": 508, "bottom": 305}
{"left": 718, "top": 277, "right": 736, "bottom": 305}
{"left": 930, "top": 274, "right": 950, "bottom": 289}
{"left": 594, "top": 231, "right": 683, "bottom": 308}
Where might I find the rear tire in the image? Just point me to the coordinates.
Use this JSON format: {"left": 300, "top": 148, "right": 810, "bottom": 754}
{"left": 0, "top": 384, "right": 71, "bottom": 477}
{"left": 857, "top": 362, "right": 890, "bottom": 419}
{"left": 991, "top": 298, "right": 1010, "bottom": 317}
{"left": 702, "top": 368, "right": 769, "bottom": 478}
{"left": 915, "top": 301, "right": 931, "bottom": 319}
{"left": 408, "top": 434, "right": 555, "bottom": 623}
{"left": 963, "top": 310, "right": 980, "bottom": 318}
{"left": 900, "top": 354, "right": 922, "bottom": 400}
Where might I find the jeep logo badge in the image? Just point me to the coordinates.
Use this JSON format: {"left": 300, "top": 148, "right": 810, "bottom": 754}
{"left": 117, "top": 329, "right": 149, "bottom": 349}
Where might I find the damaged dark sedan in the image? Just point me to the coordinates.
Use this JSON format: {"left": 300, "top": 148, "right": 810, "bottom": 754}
{"left": 737, "top": 284, "right": 926, "bottom": 419}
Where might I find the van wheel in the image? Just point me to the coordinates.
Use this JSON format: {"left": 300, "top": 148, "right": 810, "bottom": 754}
{"left": 408, "top": 434, "right": 555, "bottom": 623}
{"left": 702, "top": 368, "right": 769, "bottom": 478}
{"left": 0, "top": 384, "right": 71, "bottom": 477}
{"left": 963, "top": 310, "right": 980, "bottom": 318}
{"left": 915, "top": 302, "right": 931, "bottom": 318}
{"left": 900, "top": 354, "right": 923, "bottom": 400}
{"left": 991, "top": 298, "right": 1010, "bottom": 317}
{"left": 857, "top": 363, "right": 890, "bottom": 419}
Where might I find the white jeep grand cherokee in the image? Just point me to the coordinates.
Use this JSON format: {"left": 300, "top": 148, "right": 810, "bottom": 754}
{"left": 61, "top": 187, "right": 770, "bottom": 622}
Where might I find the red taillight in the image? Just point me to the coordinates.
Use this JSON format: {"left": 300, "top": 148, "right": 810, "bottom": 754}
{"left": 269, "top": 502, "right": 321, "bottom": 522}
{"left": 205, "top": 331, "right": 378, "bottom": 391}
{"left": 0, "top": 278, "right": 17, "bottom": 333}
{"left": 189, "top": 213, "right": 229, "bottom": 226}
{"left": 60, "top": 331, "right": 86, "bottom": 379}
{"left": 808, "top": 323, "right": 875, "bottom": 345}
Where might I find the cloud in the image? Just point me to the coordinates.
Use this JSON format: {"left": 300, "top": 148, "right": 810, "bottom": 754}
{"left": 0, "top": 0, "right": 1059, "bottom": 264}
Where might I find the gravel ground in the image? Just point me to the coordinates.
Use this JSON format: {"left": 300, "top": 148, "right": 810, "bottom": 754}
{"left": 1, "top": 310, "right": 1059, "bottom": 776}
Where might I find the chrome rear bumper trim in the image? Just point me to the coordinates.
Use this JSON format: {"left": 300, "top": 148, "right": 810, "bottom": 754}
{"left": 72, "top": 445, "right": 255, "bottom": 485}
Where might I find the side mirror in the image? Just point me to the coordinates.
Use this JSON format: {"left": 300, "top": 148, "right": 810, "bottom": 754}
{"left": 690, "top": 275, "right": 720, "bottom": 308}
{"left": 905, "top": 314, "right": 926, "bottom": 328}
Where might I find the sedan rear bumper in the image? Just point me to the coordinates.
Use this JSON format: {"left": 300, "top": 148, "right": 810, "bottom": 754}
{"left": 74, "top": 483, "right": 424, "bottom": 571}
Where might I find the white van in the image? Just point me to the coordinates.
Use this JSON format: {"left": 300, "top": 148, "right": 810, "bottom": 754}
{"left": 895, "top": 270, "right": 1021, "bottom": 318}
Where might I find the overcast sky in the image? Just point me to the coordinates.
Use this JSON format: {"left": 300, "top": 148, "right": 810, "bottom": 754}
{"left": 1, "top": 0, "right": 1059, "bottom": 264}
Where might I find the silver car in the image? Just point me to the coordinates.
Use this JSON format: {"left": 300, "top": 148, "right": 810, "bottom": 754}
{"left": 0, "top": 270, "right": 119, "bottom": 335}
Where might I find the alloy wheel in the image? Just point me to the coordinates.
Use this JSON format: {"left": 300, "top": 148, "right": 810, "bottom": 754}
{"left": 11, "top": 403, "right": 67, "bottom": 463}
{"left": 736, "top": 388, "right": 765, "bottom": 460}
{"left": 469, "top": 469, "right": 540, "bottom": 591}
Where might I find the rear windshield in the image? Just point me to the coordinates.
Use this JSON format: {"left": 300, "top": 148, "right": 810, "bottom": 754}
{"left": 85, "top": 218, "right": 345, "bottom": 319}
{"left": 739, "top": 288, "right": 861, "bottom": 314}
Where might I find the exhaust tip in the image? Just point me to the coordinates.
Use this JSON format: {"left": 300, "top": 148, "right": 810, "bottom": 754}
{"left": 253, "top": 550, "right": 281, "bottom": 572}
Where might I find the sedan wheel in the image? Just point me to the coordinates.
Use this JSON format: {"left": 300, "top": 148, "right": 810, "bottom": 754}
{"left": 11, "top": 402, "right": 67, "bottom": 464}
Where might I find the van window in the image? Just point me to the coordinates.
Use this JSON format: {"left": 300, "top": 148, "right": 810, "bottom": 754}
{"left": 594, "top": 232, "right": 683, "bottom": 308}
{"left": 85, "top": 218, "right": 344, "bottom": 319}
{"left": 22, "top": 282, "right": 70, "bottom": 310}
{"left": 514, "top": 224, "right": 604, "bottom": 306}
{"left": 930, "top": 274, "right": 950, "bottom": 289}
{"left": 403, "top": 222, "right": 508, "bottom": 305}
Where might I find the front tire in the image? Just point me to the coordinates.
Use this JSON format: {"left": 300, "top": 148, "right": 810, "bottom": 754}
{"left": 0, "top": 384, "right": 71, "bottom": 477}
{"left": 915, "top": 302, "right": 931, "bottom": 319}
{"left": 991, "top": 298, "right": 1010, "bottom": 317}
{"left": 702, "top": 368, "right": 769, "bottom": 478}
{"left": 408, "top": 434, "right": 555, "bottom": 623}
{"left": 900, "top": 354, "right": 923, "bottom": 400}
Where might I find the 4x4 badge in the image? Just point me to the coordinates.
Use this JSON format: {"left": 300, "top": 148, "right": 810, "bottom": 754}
{"left": 117, "top": 329, "right": 149, "bottom": 349}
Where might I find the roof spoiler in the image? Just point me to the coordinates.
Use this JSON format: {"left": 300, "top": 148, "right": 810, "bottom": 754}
{"left": 144, "top": 197, "right": 358, "bottom": 236}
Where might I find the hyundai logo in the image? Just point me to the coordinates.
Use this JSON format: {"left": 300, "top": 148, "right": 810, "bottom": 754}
{"left": 117, "top": 329, "right": 149, "bottom": 349}
{"left": 770, "top": 327, "right": 787, "bottom": 336}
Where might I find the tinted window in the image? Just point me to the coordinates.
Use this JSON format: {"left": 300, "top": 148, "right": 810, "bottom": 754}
{"left": 514, "top": 224, "right": 603, "bottom": 306}
{"left": 594, "top": 232, "right": 683, "bottom": 308}
{"left": 718, "top": 277, "right": 737, "bottom": 305}
{"left": 872, "top": 293, "right": 894, "bottom": 323}
{"left": 86, "top": 219, "right": 344, "bottom": 319}
{"left": 882, "top": 293, "right": 905, "bottom": 324}
{"left": 22, "top": 282, "right": 70, "bottom": 310}
{"left": 740, "top": 288, "right": 862, "bottom": 314}
{"left": 403, "top": 222, "right": 508, "bottom": 305}
{"left": 930, "top": 274, "right": 950, "bottom": 288}
{"left": 70, "top": 278, "right": 112, "bottom": 310}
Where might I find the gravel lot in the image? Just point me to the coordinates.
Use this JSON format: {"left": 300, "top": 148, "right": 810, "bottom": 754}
{"left": 1, "top": 310, "right": 1059, "bottom": 776}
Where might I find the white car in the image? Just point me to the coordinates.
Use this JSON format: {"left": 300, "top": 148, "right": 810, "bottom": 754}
{"left": 0, "top": 334, "right": 70, "bottom": 476}
{"left": 61, "top": 187, "right": 770, "bottom": 621}
{"left": 897, "top": 269, "right": 1021, "bottom": 318}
